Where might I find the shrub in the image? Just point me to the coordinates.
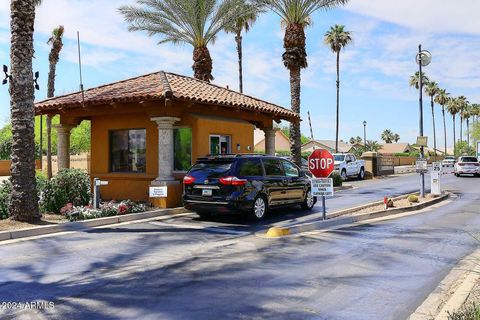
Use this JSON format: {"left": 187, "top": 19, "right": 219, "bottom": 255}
{"left": 0, "top": 172, "right": 48, "bottom": 220}
{"left": 0, "top": 180, "right": 12, "bottom": 220}
{"left": 331, "top": 172, "right": 343, "bottom": 187}
{"left": 41, "top": 169, "right": 91, "bottom": 214}
{"left": 63, "top": 200, "right": 147, "bottom": 221}
{"left": 447, "top": 303, "right": 480, "bottom": 320}
{"left": 408, "top": 194, "right": 419, "bottom": 203}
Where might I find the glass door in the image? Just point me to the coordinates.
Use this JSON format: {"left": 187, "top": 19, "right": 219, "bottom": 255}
{"left": 210, "top": 135, "right": 231, "bottom": 155}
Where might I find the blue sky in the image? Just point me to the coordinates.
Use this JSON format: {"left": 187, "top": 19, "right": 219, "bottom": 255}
{"left": 1, "top": 0, "right": 480, "bottom": 149}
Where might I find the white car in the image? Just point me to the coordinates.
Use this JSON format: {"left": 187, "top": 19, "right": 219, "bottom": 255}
{"left": 333, "top": 153, "right": 366, "bottom": 180}
{"left": 454, "top": 156, "right": 480, "bottom": 177}
{"left": 442, "top": 156, "right": 455, "bottom": 167}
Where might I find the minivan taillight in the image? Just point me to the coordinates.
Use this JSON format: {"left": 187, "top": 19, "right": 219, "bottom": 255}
{"left": 458, "top": 163, "right": 465, "bottom": 166}
{"left": 183, "top": 175, "right": 195, "bottom": 185}
{"left": 219, "top": 176, "right": 247, "bottom": 186}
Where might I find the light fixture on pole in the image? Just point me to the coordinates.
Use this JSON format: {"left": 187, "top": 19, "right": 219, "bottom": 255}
{"left": 416, "top": 45, "right": 432, "bottom": 198}
{"left": 363, "top": 120, "right": 367, "bottom": 150}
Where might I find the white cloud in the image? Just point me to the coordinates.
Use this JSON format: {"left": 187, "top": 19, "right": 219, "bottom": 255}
{"left": 347, "top": 0, "right": 480, "bottom": 35}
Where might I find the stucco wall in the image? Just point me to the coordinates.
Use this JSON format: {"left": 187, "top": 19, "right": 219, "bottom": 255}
{"left": 89, "top": 112, "right": 254, "bottom": 202}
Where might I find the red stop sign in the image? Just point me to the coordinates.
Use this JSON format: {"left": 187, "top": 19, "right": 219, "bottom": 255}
{"left": 308, "top": 149, "right": 335, "bottom": 178}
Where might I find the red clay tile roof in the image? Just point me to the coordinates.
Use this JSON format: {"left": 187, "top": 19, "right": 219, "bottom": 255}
{"left": 35, "top": 71, "right": 299, "bottom": 121}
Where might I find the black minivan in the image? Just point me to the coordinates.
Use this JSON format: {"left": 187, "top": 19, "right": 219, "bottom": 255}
{"left": 183, "top": 155, "right": 316, "bottom": 220}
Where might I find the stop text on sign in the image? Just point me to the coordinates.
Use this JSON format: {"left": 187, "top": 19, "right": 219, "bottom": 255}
{"left": 309, "top": 158, "right": 333, "bottom": 171}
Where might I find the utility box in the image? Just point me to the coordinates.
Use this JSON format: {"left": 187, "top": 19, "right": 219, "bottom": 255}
{"left": 431, "top": 171, "right": 442, "bottom": 196}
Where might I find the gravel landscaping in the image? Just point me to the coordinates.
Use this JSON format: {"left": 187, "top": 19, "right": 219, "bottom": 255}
{"left": 344, "top": 194, "right": 438, "bottom": 216}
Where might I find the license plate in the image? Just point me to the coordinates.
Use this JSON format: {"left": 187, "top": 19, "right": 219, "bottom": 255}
{"left": 202, "top": 189, "right": 213, "bottom": 196}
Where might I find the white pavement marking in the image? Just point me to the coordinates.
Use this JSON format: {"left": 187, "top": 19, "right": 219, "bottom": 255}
{"left": 149, "top": 221, "right": 250, "bottom": 236}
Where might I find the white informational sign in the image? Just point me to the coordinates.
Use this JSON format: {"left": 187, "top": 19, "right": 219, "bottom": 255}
{"left": 311, "top": 178, "right": 334, "bottom": 197}
{"left": 432, "top": 162, "right": 442, "bottom": 173}
{"left": 149, "top": 186, "right": 168, "bottom": 198}
{"left": 416, "top": 159, "right": 428, "bottom": 173}
{"left": 431, "top": 171, "right": 442, "bottom": 196}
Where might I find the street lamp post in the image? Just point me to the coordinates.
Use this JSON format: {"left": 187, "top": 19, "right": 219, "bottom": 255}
{"left": 416, "top": 45, "right": 432, "bottom": 198}
{"left": 363, "top": 120, "right": 367, "bottom": 150}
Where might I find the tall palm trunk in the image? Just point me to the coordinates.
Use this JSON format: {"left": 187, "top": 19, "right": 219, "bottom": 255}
{"left": 466, "top": 118, "right": 470, "bottom": 147}
{"left": 283, "top": 23, "right": 307, "bottom": 167}
{"left": 192, "top": 46, "right": 213, "bottom": 82}
{"left": 235, "top": 33, "right": 243, "bottom": 93}
{"left": 442, "top": 106, "right": 447, "bottom": 155}
{"left": 9, "top": 0, "right": 39, "bottom": 221}
{"left": 460, "top": 116, "right": 463, "bottom": 144}
{"left": 335, "top": 50, "right": 340, "bottom": 153}
{"left": 289, "top": 67, "right": 302, "bottom": 165}
{"left": 452, "top": 115, "right": 456, "bottom": 156}
{"left": 430, "top": 97, "right": 437, "bottom": 157}
{"left": 46, "top": 26, "right": 64, "bottom": 179}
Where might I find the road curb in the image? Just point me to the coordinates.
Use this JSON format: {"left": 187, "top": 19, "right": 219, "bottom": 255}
{"left": 334, "top": 184, "right": 353, "bottom": 192}
{"left": 263, "top": 193, "right": 450, "bottom": 238}
{"left": 409, "top": 249, "right": 480, "bottom": 320}
{"left": 0, "top": 207, "right": 188, "bottom": 242}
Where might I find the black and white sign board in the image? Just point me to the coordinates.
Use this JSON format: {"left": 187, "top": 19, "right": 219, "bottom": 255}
{"left": 432, "top": 161, "right": 442, "bottom": 173}
{"left": 149, "top": 186, "right": 168, "bottom": 198}
{"left": 311, "top": 178, "right": 334, "bottom": 197}
{"left": 416, "top": 159, "right": 428, "bottom": 173}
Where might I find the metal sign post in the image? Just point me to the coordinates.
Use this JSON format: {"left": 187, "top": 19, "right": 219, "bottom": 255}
{"left": 93, "top": 178, "right": 109, "bottom": 209}
{"left": 311, "top": 178, "right": 334, "bottom": 220}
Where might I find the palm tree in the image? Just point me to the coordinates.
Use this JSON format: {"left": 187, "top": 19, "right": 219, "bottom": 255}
{"left": 9, "top": 0, "right": 40, "bottom": 221}
{"left": 424, "top": 81, "right": 439, "bottom": 157}
{"left": 324, "top": 24, "right": 352, "bottom": 153}
{"left": 365, "top": 140, "right": 381, "bottom": 152}
{"left": 119, "top": 0, "right": 249, "bottom": 82}
{"left": 393, "top": 133, "right": 400, "bottom": 143}
{"left": 446, "top": 97, "right": 460, "bottom": 156}
{"left": 434, "top": 89, "right": 450, "bottom": 156}
{"left": 471, "top": 104, "right": 480, "bottom": 128}
{"left": 409, "top": 71, "right": 429, "bottom": 90}
{"left": 46, "top": 25, "right": 65, "bottom": 180}
{"left": 349, "top": 136, "right": 362, "bottom": 145}
{"left": 257, "top": 0, "right": 349, "bottom": 166}
{"left": 224, "top": 1, "right": 262, "bottom": 93}
{"left": 461, "top": 102, "right": 472, "bottom": 147}
{"left": 381, "top": 129, "right": 394, "bottom": 143}
{"left": 457, "top": 96, "right": 468, "bottom": 144}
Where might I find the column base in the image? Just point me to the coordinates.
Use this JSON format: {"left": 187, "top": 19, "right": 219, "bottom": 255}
{"left": 149, "top": 180, "right": 182, "bottom": 209}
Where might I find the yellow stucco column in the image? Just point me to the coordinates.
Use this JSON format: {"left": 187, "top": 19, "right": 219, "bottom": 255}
{"left": 263, "top": 127, "right": 277, "bottom": 155}
{"left": 54, "top": 124, "right": 75, "bottom": 170}
{"left": 150, "top": 117, "right": 182, "bottom": 208}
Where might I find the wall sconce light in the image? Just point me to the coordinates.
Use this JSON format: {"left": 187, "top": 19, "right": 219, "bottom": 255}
{"left": 237, "top": 143, "right": 241, "bottom": 151}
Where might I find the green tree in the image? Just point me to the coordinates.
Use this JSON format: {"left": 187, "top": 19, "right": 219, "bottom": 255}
{"left": 461, "top": 102, "right": 473, "bottom": 147}
{"left": 120, "top": 0, "right": 250, "bottom": 82}
{"left": 8, "top": 0, "right": 41, "bottom": 221}
{"left": 224, "top": 1, "right": 262, "bottom": 93}
{"left": 349, "top": 136, "right": 362, "bottom": 145}
{"left": 324, "top": 24, "right": 352, "bottom": 153}
{"left": 446, "top": 97, "right": 460, "bottom": 156}
{"left": 457, "top": 96, "right": 468, "bottom": 143}
{"left": 434, "top": 88, "right": 450, "bottom": 155}
{"left": 424, "top": 80, "right": 439, "bottom": 156}
{"left": 455, "top": 140, "right": 475, "bottom": 156}
{"left": 393, "top": 133, "right": 400, "bottom": 142}
{"left": 381, "top": 129, "right": 394, "bottom": 143}
{"left": 365, "top": 140, "right": 381, "bottom": 152}
{"left": 257, "top": 0, "right": 349, "bottom": 167}
{"left": 45, "top": 25, "right": 65, "bottom": 179}
{"left": 279, "top": 125, "right": 309, "bottom": 144}
{"left": 409, "top": 71, "right": 429, "bottom": 90}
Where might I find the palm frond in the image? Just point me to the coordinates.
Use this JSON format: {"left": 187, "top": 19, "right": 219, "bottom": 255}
{"left": 255, "top": 0, "right": 348, "bottom": 26}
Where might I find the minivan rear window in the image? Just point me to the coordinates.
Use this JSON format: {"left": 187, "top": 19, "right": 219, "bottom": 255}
{"left": 189, "top": 161, "right": 234, "bottom": 178}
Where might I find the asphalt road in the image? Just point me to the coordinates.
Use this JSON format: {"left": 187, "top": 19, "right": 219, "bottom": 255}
{"left": 0, "top": 169, "right": 478, "bottom": 320}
